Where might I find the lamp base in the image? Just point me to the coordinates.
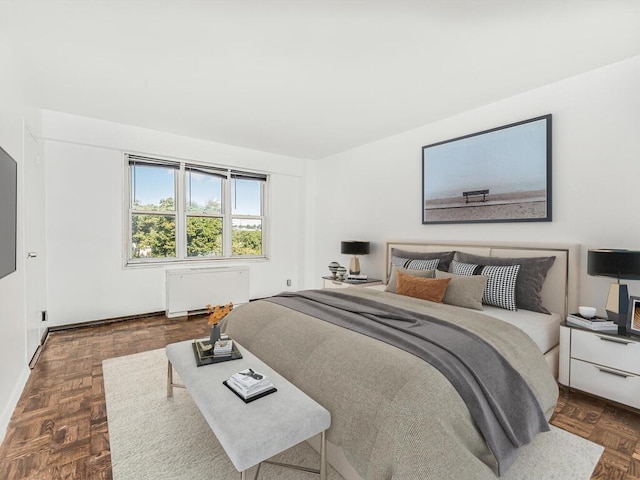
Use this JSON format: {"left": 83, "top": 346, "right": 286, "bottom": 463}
{"left": 349, "top": 256, "right": 360, "bottom": 275}
{"left": 606, "top": 283, "right": 629, "bottom": 333}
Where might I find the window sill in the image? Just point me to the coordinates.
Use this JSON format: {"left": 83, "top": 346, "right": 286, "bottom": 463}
{"left": 124, "top": 256, "right": 268, "bottom": 269}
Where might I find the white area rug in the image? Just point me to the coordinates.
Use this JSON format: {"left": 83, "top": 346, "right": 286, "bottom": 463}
{"left": 104, "top": 348, "right": 603, "bottom": 480}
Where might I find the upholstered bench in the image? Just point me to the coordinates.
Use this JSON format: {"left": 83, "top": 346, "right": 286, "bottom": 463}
{"left": 165, "top": 340, "right": 331, "bottom": 479}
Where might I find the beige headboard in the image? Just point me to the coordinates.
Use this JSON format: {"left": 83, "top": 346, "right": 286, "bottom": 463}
{"left": 386, "top": 240, "right": 580, "bottom": 317}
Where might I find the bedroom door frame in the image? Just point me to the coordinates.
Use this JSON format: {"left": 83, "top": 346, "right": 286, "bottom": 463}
{"left": 24, "top": 125, "right": 47, "bottom": 365}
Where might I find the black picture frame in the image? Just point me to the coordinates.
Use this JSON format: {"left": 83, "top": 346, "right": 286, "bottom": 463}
{"left": 626, "top": 296, "right": 640, "bottom": 337}
{"left": 422, "top": 114, "right": 552, "bottom": 224}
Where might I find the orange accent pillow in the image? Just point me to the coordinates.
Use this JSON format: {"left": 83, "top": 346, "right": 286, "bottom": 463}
{"left": 396, "top": 271, "right": 451, "bottom": 303}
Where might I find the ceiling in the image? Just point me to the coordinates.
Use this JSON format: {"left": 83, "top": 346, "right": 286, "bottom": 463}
{"left": 2, "top": 1, "right": 640, "bottom": 160}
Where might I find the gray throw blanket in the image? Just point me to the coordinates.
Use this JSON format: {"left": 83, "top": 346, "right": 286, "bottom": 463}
{"left": 265, "top": 289, "right": 549, "bottom": 476}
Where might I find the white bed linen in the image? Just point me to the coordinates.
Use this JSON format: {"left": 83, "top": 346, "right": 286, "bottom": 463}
{"left": 481, "top": 306, "right": 560, "bottom": 355}
{"left": 366, "top": 285, "right": 560, "bottom": 354}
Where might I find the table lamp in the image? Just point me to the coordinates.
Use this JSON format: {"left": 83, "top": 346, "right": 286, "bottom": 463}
{"left": 341, "top": 241, "right": 370, "bottom": 275}
{"left": 587, "top": 249, "right": 640, "bottom": 334}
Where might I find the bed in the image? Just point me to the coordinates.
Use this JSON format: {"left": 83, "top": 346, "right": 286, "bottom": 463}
{"left": 220, "top": 240, "right": 579, "bottom": 480}
{"left": 381, "top": 240, "right": 579, "bottom": 378}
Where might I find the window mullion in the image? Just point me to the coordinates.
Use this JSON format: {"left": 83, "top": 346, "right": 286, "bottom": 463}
{"left": 223, "top": 173, "right": 232, "bottom": 257}
{"left": 259, "top": 180, "right": 266, "bottom": 257}
{"left": 176, "top": 165, "right": 185, "bottom": 260}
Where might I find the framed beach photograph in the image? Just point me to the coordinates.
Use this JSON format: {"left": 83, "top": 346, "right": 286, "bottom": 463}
{"left": 627, "top": 296, "right": 640, "bottom": 337}
{"left": 422, "top": 114, "right": 552, "bottom": 224}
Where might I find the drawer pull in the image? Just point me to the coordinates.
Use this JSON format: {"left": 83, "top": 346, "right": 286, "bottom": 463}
{"left": 597, "top": 366, "right": 630, "bottom": 379}
{"left": 597, "top": 336, "right": 633, "bottom": 345}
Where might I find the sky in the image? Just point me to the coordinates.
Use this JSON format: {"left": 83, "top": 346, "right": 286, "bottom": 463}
{"left": 132, "top": 166, "right": 262, "bottom": 215}
{"left": 423, "top": 117, "right": 548, "bottom": 200}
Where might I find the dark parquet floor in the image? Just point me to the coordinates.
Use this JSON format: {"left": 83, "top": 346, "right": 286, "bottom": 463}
{"left": 0, "top": 313, "right": 639, "bottom": 479}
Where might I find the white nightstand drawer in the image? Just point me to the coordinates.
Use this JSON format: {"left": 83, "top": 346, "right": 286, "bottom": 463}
{"left": 323, "top": 279, "right": 350, "bottom": 289}
{"left": 571, "top": 329, "right": 640, "bottom": 376}
{"left": 570, "top": 358, "right": 640, "bottom": 410}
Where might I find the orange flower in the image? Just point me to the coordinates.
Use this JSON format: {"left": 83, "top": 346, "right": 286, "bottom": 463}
{"left": 206, "top": 302, "right": 234, "bottom": 325}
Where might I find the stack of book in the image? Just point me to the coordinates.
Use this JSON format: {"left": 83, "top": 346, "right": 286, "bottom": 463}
{"left": 213, "top": 339, "right": 233, "bottom": 355}
{"left": 195, "top": 339, "right": 234, "bottom": 357}
{"left": 346, "top": 274, "right": 368, "bottom": 281}
{"left": 192, "top": 338, "right": 242, "bottom": 367}
{"left": 225, "top": 368, "right": 277, "bottom": 402}
{"left": 566, "top": 313, "right": 618, "bottom": 331}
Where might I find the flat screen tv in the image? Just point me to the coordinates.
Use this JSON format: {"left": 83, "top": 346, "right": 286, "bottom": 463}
{"left": 422, "top": 114, "right": 552, "bottom": 224}
{"left": 0, "top": 145, "right": 17, "bottom": 280}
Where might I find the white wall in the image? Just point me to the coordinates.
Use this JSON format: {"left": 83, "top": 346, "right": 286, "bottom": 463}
{"left": 0, "top": 114, "right": 30, "bottom": 443}
{"left": 43, "top": 111, "right": 311, "bottom": 326}
{"left": 315, "top": 55, "right": 640, "bottom": 314}
{"left": 0, "top": 40, "right": 31, "bottom": 441}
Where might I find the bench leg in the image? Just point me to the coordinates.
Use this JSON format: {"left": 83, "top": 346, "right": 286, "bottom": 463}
{"left": 240, "top": 463, "right": 260, "bottom": 480}
{"left": 261, "top": 430, "right": 327, "bottom": 478}
{"left": 320, "top": 430, "right": 327, "bottom": 480}
{"left": 166, "top": 359, "right": 186, "bottom": 396}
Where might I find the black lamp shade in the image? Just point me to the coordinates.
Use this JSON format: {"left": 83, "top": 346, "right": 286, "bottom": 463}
{"left": 341, "top": 241, "right": 370, "bottom": 256}
{"left": 587, "top": 249, "right": 640, "bottom": 280}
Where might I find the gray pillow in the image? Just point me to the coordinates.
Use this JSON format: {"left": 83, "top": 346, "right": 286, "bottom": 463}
{"left": 391, "top": 248, "right": 455, "bottom": 272}
{"left": 453, "top": 252, "right": 556, "bottom": 314}
{"left": 385, "top": 265, "right": 435, "bottom": 293}
{"left": 435, "top": 270, "right": 488, "bottom": 311}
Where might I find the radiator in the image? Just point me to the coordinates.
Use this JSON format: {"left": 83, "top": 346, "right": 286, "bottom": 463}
{"left": 165, "top": 267, "right": 250, "bottom": 318}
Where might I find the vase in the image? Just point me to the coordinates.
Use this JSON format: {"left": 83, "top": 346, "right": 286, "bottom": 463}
{"left": 209, "top": 324, "right": 220, "bottom": 345}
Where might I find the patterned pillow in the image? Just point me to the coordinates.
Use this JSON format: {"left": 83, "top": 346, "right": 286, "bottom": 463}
{"left": 453, "top": 252, "right": 555, "bottom": 313}
{"left": 391, "top": 256, "right": 440, "bottom": 271}
{"left": 451, "top": 260, "right": 521, "bottom": 311}
{"left": 391, "top": 248, "right": 454, "bottom": 272}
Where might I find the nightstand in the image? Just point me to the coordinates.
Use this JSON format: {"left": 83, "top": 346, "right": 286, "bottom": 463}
{"left": 559, "top": 323, "right": 640, "bottom": 409}
{"left": 322, "top": 276, "right": 383, "bottom": 289}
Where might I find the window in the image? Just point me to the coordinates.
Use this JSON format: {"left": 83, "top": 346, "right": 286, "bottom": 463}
{"left": 130, "top": 159, "right": 178, "bottom": 259}
{"left": 231, "top": 172, "right": 265, "bottom": 256}
{"left": 185, "top": 166, "right": 225, "bottom": 258}
{"left": 126, "top": 154, "right": 267, "bottom": 264}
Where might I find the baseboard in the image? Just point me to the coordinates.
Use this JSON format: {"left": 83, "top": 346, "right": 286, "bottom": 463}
{"left": 40, "top": 326, "right": 49, "bottom": 345}
{"left": 48, "top": 310, "right": 166, "bottom": 333}
{"left": 0, "top": 364, "right": 31, "bottom": 445}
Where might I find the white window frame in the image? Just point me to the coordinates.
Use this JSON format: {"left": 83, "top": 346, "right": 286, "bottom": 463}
{"left": 124, "top": 153, "right": 268, "bottom": 266}
{"left": 183, "top": 164, "right": 227, "bottom": 259}
{"left": 229, "top": 171, "right": 268, "bottom": 257}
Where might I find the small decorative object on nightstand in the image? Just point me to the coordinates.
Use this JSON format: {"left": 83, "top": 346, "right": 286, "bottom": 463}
{"left": 587, "top": 249, "right": 640, "bottom": 334}
{"left": 328, "top": 261, "right": 340, "bottom": 279}
{"left": 341, "top": 241, "right": 370, "bottom": 275}
{"left": 626, "top": 296, "right": 640, "bottom": 337}
{"left": 336, "top": 266, "right": 347, "bottom": 280}
{"left": 578, "top": 306, "right": 597, "bottom": 318}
